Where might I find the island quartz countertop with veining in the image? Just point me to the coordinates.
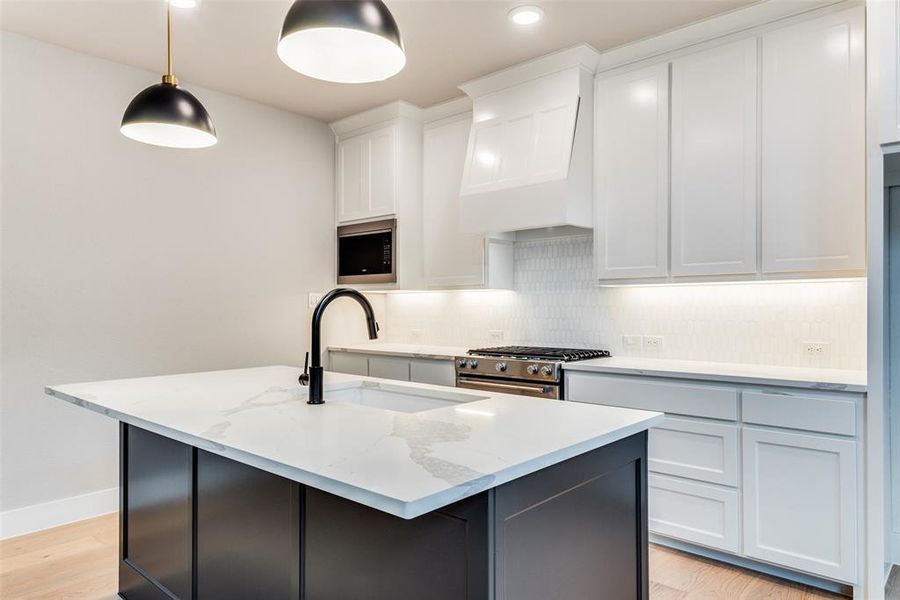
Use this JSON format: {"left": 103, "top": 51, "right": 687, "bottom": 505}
{"left": 46, "top": 366, "right": 661, "bottom": 519}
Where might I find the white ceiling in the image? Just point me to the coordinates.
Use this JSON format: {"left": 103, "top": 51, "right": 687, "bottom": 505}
{"left": 1, "top": 0, "right": 760, "bottom": 123}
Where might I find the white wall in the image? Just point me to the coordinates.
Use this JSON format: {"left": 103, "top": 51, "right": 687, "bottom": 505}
{"left": 382, "top": 235, "right": 867, "bottom": 370}
{"left": 0, "top": 32, "right": 375, "bottom": 528}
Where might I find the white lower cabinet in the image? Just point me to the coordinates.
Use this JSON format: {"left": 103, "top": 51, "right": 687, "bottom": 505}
{"left": 328, "top": 351, "right": 455, "bottom": 386}
{"left": 649, "top": 474, "right": 740, "bottom": 553}
{"left": 649, "top": 417, "right": 739, "bottom": 486}
{"left": 330, "top": 352, "right": 369, "bottom": 377}
{"left": 742, "top": 427, "right": 857, "bottom": 582}
{"left": 409, "top": 359, "right": 455, "bottom": 387}
{"left": 565, "top": 370, "right": 863, "bottom": 586}
{"left": 368, "top": 356, "right": 411, "bottom": 381}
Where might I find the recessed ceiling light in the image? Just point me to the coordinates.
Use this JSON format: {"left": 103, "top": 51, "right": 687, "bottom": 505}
{"left": 508, "top": 5, "right": 544, "bottom": 26}
{"left": 169, "top": 0, "right": 200, "bottom": 9}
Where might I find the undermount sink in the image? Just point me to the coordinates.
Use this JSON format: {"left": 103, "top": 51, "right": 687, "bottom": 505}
{"left": 325, "top": 381, "right": 487, "bottom": 413}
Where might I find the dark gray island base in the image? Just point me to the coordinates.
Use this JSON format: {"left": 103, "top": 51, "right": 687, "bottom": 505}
{"left": 118, "top": 423, "right": 649, "bottom": 600}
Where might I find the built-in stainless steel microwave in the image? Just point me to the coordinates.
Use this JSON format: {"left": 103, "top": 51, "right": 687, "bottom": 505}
{"left": 336, "top": 218, "right": 397, "bottom": 285}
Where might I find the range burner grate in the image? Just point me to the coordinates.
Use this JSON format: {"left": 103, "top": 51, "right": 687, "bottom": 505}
{"left": 467, "top": 346, "right": 611, "bottom": 362}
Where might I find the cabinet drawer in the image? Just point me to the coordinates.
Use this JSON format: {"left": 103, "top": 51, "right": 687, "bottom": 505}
{"left": 648, "top": 474, "right": 740, "bottom": 553}
{"left": 565, "top": 373, "right": 738, "bottom": 420}
{"left": 368, "top": 356, "right": 410, "bottom": 381}
{"left": 409, "top": 359, "right": 455, "bottom": 387}
{"left": 649, "top": 417, "right": 739, "bottom": 486}
{"left": 329, "top": 352, "right": 369, "bottom": 377}
{"left": 742, "top": 391, "right": 857, "bottom": 436}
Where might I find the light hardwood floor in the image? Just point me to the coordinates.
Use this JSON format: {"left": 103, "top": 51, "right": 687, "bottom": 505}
{"left": 0, "top": 513, "right": 847, "bottom": 599}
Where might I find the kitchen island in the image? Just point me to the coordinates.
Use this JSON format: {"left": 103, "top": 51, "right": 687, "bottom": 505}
{"left": 47, "top": 366, "right": 661, "bottom": 600}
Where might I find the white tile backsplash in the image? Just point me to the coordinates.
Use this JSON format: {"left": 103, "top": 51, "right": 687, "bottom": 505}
{"left": 381, "top": 235, "right": 866, "bottom": 370}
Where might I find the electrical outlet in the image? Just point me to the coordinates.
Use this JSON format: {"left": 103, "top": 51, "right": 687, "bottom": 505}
{"left": 489, "top": 330, "right": 504, "bottom": 343}
{"left": 622, "top": 335, "right": 643, "bottom": 351}
{"left": 308, "top": 292, "right": 323, "bottom": 309}
{"left": 644, "top": 335, "right": 664, "bottom": 353}
{"left": 410, "top": 329, "right": 423, "bottom": 342}
{"left": 802, "top": 341, "right": 830, "bottom": 357}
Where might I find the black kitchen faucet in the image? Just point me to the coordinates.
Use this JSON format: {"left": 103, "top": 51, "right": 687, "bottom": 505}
{"left": 300, "top": 287, "right": 378, "bottom": 404}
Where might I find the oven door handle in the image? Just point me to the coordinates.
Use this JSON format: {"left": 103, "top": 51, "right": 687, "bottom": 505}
{"left": 456, "top": 376, "right": 558, "bottom": 398}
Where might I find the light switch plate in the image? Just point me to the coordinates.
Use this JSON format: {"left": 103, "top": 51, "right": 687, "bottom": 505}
{"left": 622, "top": 335, "right": 643, "bottom": 351}
{"left": 308, "top": 292, "right": 323, "bottom": 309}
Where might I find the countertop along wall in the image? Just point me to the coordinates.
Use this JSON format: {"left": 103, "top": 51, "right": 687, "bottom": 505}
{"left": 381, "top": 235, "right": 867, "bottom": 371}
{"left": 0, "top": 32, "right": 376, "bottom": 534}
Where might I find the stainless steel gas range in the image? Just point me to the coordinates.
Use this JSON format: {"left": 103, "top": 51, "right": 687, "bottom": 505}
{"left": 454, "top": 346, "right": 611, "bottom": 400}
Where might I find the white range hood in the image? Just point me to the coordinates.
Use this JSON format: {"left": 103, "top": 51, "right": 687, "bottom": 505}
{"left": 457, "top": 46, "right": 599, "bottom": 234}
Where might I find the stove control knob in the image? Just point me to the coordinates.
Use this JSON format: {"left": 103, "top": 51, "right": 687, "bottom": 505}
{"left": 495, "top": 362, "right": 508, "bottom": 373}
{"left": 540, "top": 365, "right": 554, "bottom": 376}
{"left": 526, "top": 364, "right": 540, "bottom": 375}
{"left": 457, "top": 359, "right": 468, "bottom": 368}
{"left": 467, "top": 359, "right": 479, "bottom": 369}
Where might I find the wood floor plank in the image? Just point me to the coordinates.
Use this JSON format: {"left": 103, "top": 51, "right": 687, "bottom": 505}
{"left": 0, "top": 513, "right": 854, "bottom": 599}
{"left": 887, "top": 565, "right": 900, "bottom": 600}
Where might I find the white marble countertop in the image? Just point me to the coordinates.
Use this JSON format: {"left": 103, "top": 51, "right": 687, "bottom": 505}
{"left": 328, "top": 342, "right": 468, "bottom": 360}
{"left": 329, "top": 343, "right": 867, "bottom": 392}
{"left": 563, "top": 357, "right": 867, "bottom": 393}
{"left": 46, "top": 367, "right": 661, "bottom": 519}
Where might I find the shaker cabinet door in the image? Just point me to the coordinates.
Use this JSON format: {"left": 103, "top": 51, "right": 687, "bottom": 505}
{"left": 196, "top": 450, "right": 300, "bottom": 600}
{"left": 337, "top": 134, "right": 368, "bottom": 222}
{"left": 742, "top": 427, "right": 857, "bottom": 582}
{"left": 424, "top": 115, "right": 488, "bottom": 288}
{"left": 760, "top": 7, "right": 865, "bottom": 274}
{"left": 671, "top": 38, "right": 758, "bottom": 276}
{"left": 121, "top": 425, "right": 193, "bottom": 600}
{"left": 337, "top": 125, "right": 398, "bottom": 223}
{"left": 594, "top": 63, "right": 669, "bottom": 280}
{"left": 367, "top": 124, "right": 398, "bottom": 217}
{"left": 876, "top": 0, "right": 900, "bottom": 145}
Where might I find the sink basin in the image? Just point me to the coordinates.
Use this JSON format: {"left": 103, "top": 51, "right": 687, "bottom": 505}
{"left": 326, "top": 381, "right": 486, "bottom": 413}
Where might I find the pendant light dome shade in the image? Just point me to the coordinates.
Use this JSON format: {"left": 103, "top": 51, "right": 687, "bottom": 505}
{"left": 121, "top": 83, "right": 217, "bottom": 149}
{"left": 277, "top": 0, "right": 406, "bottom": 84}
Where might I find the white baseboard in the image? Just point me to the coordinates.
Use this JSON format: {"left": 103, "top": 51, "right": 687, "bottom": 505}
{"left": 0, "top": 487, "right": 118, "bottom": 540}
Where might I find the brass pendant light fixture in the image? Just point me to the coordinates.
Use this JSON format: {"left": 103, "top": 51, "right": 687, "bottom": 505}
{"left": 277, "top": 0, "right": 406, "bottom": 84}
{"left": 121, "top": 1, "right": 216, "bottom": 149}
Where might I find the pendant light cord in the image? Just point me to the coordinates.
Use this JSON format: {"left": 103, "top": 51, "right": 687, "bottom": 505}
{"left": 163, "top": 2, "right": 178, "bottom": 85}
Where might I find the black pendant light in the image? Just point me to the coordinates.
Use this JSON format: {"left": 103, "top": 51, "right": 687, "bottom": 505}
{"left": 277, "top": 0, "right": 406, "bottom": 84}
{"left": 121, "top": 2, "right": 216, "bottom": 149}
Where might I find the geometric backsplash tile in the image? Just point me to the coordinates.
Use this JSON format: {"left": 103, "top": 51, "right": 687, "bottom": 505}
{"left": 382, "top": 235, "right": 866, "bottom": 370}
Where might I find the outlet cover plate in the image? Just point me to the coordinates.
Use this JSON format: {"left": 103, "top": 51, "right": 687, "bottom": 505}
{"left": 644, "top": 335, "right": 664, "bottom": 352}
{"left": 802, "top": 341, "right": 830, "bottom": 357}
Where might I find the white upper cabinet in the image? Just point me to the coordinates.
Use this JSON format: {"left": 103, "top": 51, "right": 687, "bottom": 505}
{"left": 760, "top": 7, "right": 865, "bottom": 275}
{"left": 594, "top": 63, "right": 669, "bottom": 280}
{"left": 337, "top": 123, "right": 398, "bottom": 223}
{"left": 331, "top": 102, "right": 424, "bottom": 289}
{"left": 671, "top": 38, "right": 758, "bottom": 277}
{"left": 423, "top": 113, "right": 513, "bottom": 289}
{"left": 876, "top": 0, "right": 900, "bottom": 145}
